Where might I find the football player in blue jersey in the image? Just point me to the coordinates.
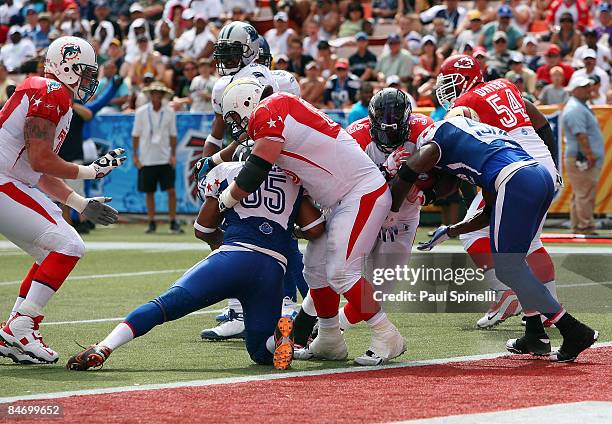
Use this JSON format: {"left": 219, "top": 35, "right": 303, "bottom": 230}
{"left": 66, "top": 160, "right": 325, "bottom": 371}
{"left": 385, "top": 116, "right": 598, "bottom": 363}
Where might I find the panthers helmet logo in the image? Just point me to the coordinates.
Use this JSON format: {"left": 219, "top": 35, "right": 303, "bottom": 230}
{"left": 453, "top": 56, "right": 475, "bottom": 69}
{"left": 244, "top": 24, "right": 258, "bottom": 42}
{"left": 60, "top": 44, "right": 82, "bottom": 65}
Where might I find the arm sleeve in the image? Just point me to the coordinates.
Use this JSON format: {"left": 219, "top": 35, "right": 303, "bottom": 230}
{"left": 86, "top": 79, "right": 119, "bottom": 114}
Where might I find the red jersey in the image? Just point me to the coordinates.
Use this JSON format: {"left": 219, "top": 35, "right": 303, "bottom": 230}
{"left": 248, "top": 92, "right": 383, "bottom": 208}
{"left": 0, "top": 76, "right": 73, "bottom": 185}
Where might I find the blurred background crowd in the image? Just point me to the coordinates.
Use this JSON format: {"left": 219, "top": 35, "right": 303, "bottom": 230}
{"left": 0, "top": 0, "right": 608, "bottom": 118}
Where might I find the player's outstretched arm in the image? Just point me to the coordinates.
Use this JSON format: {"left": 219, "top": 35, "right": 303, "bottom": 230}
{"left": 447, "top": 190, "right": 497, "bottom": 237}
{"left": 194, "top": 196, "right": 223, "bottom": 250}
{"left": 391, "top": 143, "right": 440, "bottom": 212}
{"left": 294, "top": 196, "right": 326, "bottom": 240}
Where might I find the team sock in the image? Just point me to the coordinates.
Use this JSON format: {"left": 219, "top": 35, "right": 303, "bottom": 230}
{"left": 294, "top": 308, "right": 318, "bottom": 347}
{"left": 524, "top": 314, "right": 546, "bottom": 336}
{"left": 100, "top": 322, "right": 135, "bottom": 351}
{"left": 310, "top": 286, "right": 340, "bottom": 318}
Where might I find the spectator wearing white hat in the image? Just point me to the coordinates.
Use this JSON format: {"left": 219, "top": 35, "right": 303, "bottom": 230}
{"left": 221, "top": 0, "right": 255, "bottom": 20}
{"left": 417, "top": 35, "right": 443, "bottom": 78}
{"left": 456, "top": 10, "right": 484, "bottom": 52}
{"left": 376, "top": 33, "right": 414, "bottom": 84}
{"left": 174, "top": 9, "right": 197, "bottom": 52}
{"left": 505, "top": 52, "right": 536, "bottom": 94}
{"left": 572, "top": 28, "right": 611, "bottom": 71}
{"left": 190, "top": 0, "right": 223, "bottom": 21}
{"left": 0, "top": 27, "right": 36, "bottom": 73}
{"left": 265, "top": 12, "right": 296, "bottom": 57}
{"left": 569, "top": 49, "right": 609, "bottom": 105}
{"left": 561, "top": 76, "right": 604, "bottom": 235}
{"left": 486, "top": 31, "right": 516, "bottom": 76}
{"left": 522, "top": 35, "right": 544, "bottom": 71}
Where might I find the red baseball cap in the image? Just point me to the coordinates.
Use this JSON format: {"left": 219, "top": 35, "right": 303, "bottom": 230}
{"left": 335, "top": 58, "right": 349, "bottom": 69}
{"left": 546, "top": 45, "right": 561, "bottom": 56}
{"left": 473, "top": 46, "right": 487, "bottom": 58}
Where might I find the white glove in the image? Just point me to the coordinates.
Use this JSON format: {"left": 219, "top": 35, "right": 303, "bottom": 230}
{"left": 417, "top": 225, "right": 450, "bottom": 251}
{"left": 218, "top": 188, "right": 239, "bottom": 212}
{"left": 382, "top": 147, "right": 410, "bottom": 179}
{"left": 379, "top": 211, "right": 399, "bottom": 242}
{"left": 78, "top": 148, "right": 127, "bottom": 179}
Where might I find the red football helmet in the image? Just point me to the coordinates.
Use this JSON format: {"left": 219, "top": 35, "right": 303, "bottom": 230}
{"left": 435, "top": 55, "right": 483, "bottom": 108}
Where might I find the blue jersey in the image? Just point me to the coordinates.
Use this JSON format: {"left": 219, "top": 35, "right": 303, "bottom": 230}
{"left": 417, "top": 117, "right": 535, "bottom": 191}
{"left": 199, "top": 162, "right": 303, "bottom": 262}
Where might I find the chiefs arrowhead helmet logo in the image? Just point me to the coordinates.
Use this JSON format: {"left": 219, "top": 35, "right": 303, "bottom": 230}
{"left": 453, "top": 56, "right": 475, "bottom": 69}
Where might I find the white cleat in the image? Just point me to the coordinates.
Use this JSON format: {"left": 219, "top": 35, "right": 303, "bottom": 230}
{"left": 308, "top": 326, "right": 348, "bottom": 360}
{"left": 293, "top": 346, "right": 315, "bottom": 360}
{"left": 0, "top": 314, "right": 58, "bottom": 364}
{"left": 476, "top": 289, "right": 522, "bottom": 329}
{"left": 200, "top": 309, "right": 245, "bottom": 340}
{"left": 355, "top": 323, "right": 406, "bottom": 366}
{"left": 0, "top": 338, "right": 46, "bottom": 364}
{"left": 281, "top": 296, "right": 299, "bottom": 320}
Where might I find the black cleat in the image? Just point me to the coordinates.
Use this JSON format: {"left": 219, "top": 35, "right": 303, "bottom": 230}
{"left": 551, "top": 324, "right": 598, "bottom": 363}
{"left": 506, "top": 333, "right": 551, "bottom": 356}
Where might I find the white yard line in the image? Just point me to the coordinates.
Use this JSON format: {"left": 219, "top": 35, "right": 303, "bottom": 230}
{"left": 0, "top": 342, "right": 610, "bottom": 404}
{"left": 0, "top": 269, "right": 186, "bottom": 286}
{"left": 42, "top": 308, "right": 224, "bottom": 326}
{"left": 400, "top": 401, "right": 612, "bottom": 424}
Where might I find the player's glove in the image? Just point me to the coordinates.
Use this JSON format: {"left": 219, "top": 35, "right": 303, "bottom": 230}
{"left": 193, "top": 156, "right": 215, "bottom": 183}
{"left": 417, "top": 225, "right": 450, "bottom": 251}
{"left": 382, "top": 147, "right": 410, "bottom": 180}
{"left": 379, "top": 211, "right": 399, "bottom": 242}
{"left": 217, "top": 188, "right": 239, "bottom": 212}
{"left": 82, "top": 197, "right": 119, "bottom": 226}
{"left": 78, "top": 148, "right": 127, "bottom": 179}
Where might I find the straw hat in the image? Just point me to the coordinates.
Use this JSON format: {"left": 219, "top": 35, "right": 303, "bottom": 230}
{"left": 143, "top": 81, "right": 174, "bottom": 97}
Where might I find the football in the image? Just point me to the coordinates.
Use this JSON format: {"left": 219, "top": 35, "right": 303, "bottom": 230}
{"left": 445, "top": 106, "right": 480, "bottom": 122}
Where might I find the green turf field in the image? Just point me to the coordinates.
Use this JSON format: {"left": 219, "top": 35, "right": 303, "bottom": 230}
{"left": 0, "top": 224, "right": 610, "bottom": 398}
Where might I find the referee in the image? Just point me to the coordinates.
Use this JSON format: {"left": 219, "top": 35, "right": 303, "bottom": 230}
{"left": 132, "top": 82, "right": 183, "bottom": 234}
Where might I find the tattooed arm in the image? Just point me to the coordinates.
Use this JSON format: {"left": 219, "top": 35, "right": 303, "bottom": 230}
{"left": 25, "top": 116, "right": 80, "bottom": 179}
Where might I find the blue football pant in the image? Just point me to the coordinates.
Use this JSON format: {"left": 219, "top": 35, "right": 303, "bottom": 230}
{"left": 490, "top": 164, "right": 562, "bottom": 316}
{"left": 124, "top": 250, "right": 285, "bottom": 365}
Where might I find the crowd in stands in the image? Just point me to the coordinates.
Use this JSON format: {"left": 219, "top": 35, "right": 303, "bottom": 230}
{"left": 0, "top": 0, "right": 609, "bottom": 122}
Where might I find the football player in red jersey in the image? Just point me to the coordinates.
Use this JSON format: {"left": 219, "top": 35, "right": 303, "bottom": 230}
{"left": 0, "top": 37, "right": 125, "bottom": 364}
{"left": 216, "top": 79, "right": 406, "bottom": 366}
{"left": 434, "top": 54, "right": 562, "bottom": 331}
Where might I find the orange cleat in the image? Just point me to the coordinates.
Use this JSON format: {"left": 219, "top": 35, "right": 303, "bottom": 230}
{"left": 273, "top": 317, "right": 294, "bottom": 370}
{"left": 66, "top": 344, "right": 112, "bottom": 371}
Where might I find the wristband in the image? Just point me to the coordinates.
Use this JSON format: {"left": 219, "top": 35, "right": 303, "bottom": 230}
{"left": 300, "top": 214, "right": 326, "bottom": 232}
{"left": 206, "top": 134, "right": 223, "bottom": 148}
{"left": 194, "top": 221, "right": 217, "bottom": 233}
{"left": 219, "top": 187, "right": 240, "bottom": 209}
{"left": 211, "top": 152, "right": 223, "bottom": 165}
{"left": 65, "top": 191, "right": 88, "bottom": 213}
{"left": 76, "top": 164, "right": 95, "bottom": 180}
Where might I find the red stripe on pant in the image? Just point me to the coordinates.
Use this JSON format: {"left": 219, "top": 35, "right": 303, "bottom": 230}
{"left": 526, "top": 247, "right": 555, "bottom": 283}
{"left": 466, "top": 237, "right": 494, "bottom": 270}
{"left": 346, "top": 183, "right": 388, "bottom": 260}
{"left": 0, "top": 182, "right": 57, "bottom": 225}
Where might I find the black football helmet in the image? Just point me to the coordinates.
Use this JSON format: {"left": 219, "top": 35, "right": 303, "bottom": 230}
{"left": 368, "top": 88, "right": 412, "bottom": 153}
{"left": 256, "top": 36, "right": 273, "bottom": 68}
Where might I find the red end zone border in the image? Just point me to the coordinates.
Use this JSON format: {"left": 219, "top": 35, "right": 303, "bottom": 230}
{"left": 1, "top": 343, "right": 611, "bottom": 423}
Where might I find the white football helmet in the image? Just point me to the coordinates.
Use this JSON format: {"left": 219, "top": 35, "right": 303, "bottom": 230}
{"left": 222, "top": 78, "right": 265, "bottom": 142}
{"left": 44, "top": 36, "right": 99, "bottom": 102}
{"left": 214, "top": 22, "right": 260, "bottom": 76}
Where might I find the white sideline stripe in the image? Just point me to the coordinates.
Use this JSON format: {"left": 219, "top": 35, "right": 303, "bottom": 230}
{"left": 1, "top": 342, "right": 610, "bottom": 404}
{"left": 557, "top": 281, "right": 612, "bottom": 288}
{"left": 0, "top": 269, "right": 186, "bottom": 286}
{"left": 399, "top": 401, "right": 612, "bottom": 424}
{"left": 42, "top": 309, "right": 224, "bottom": 326}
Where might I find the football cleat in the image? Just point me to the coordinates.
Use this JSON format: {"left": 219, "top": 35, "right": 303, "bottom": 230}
{"left": 0, "top": 314, "right": 58, "bottom": 364}
{"left": 506, "top": 333, "right": 551, "bottom": 356}
{"left": 293, "top": 345, "right": 315, "bottom": 360}
{"left": 200, "top": 309, "right": 245, "bottom": 340}
{"left": 0, "top": 325, "right": 46, "bottom": 365}
{"left": 476, "top": 289, "right": 522, "bottom": 329}
{"left": 281, "top": 296, "right": 298, "bottom": 320}
{"left": 66, "top": 344, "right": 112, "bottom": 371}
{"left": 273, "top": 317, "right": 294, "bottom": 370}
{"left": 354, "top": 323, "right": 406, "bottom": 366}
{"left": 550, "top": 325, "right": 598, "bottom": 363}
{"left": 308, "top": 326, "right": 348, "bottom": 361}
{"left": 215, "top": 306, "right": 230, "bottom": 322}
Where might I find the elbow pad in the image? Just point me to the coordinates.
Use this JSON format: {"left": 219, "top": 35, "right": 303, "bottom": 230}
{"left": 234, "top": 154, "right": 273, "bottom": 193}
